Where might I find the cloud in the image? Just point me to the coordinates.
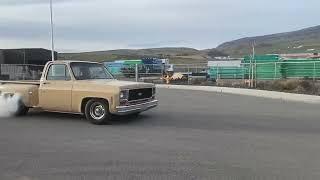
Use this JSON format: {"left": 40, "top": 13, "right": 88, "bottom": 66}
{"left": 0, "top": 0, "right": 320, "bottom": 52}
{"left": 0, "top": 20, "right": 49, "bottom": 39}
{"left": 128, "top": 40, "right": 189, "bottom": 48}
{"left": 0, "top": 0, "right": 75, "bottom": 6}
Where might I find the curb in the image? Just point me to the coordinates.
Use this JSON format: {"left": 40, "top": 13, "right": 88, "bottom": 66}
{"left": 156, "top": 84, "right": 320, "bottom": 104}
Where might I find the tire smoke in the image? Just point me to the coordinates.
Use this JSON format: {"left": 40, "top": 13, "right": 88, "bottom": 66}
{"left": 0, "top": 94, "right": 20, "bottom": 117}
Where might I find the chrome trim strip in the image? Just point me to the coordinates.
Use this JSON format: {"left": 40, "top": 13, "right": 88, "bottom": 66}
{"left": 42, "top": 110, "right": 83, "bottom": 115}
{"left": 127, "top": 97, "right": 154, "bottom": 103}
{"left": 114, "top": 100, "right": 158, "bottom": 115}
{"left": 120, "top": 86, "right": 155, "bottom": 91}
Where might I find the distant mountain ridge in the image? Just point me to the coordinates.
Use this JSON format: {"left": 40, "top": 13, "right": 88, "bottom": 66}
{"left": 217, "top": 25, "right": 320, "bottom": 57}
{"left": 59, "top": 47, "right": 226, "bottom": 64}
{"left": 59, "top": 25, "right": 320, "bottom": 63}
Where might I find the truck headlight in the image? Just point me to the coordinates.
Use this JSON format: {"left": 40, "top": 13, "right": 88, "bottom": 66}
{"left": 120, "top": 90, "right": 129, "bottom": 100}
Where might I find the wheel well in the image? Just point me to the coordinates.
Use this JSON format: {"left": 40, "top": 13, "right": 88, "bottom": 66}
{"left": 81, "top": 97, "right": 109, "bottom": 113}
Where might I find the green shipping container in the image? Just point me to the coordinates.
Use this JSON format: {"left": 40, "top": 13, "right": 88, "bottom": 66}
{"left": 281, "top": 59, "right": 320, "bottom": 79}
{"left": 243, "top": 55, "right": 280, "bottom": 63}
{"left": 243, "top": 55, "right": 281, "bottom": 80}
{"left": 211, "top": 55, "right": 320, "bottom": 80}
{"left": 208, "top": 66, "right": 245, "bottom": 79}
{"left": 123, "top": 60, "right": 142, "bottom": 65}
{"left": 255, "top": 63, "right": 282, "bottom": 80}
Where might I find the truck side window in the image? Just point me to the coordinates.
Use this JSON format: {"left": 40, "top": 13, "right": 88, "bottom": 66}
{"left": 47, "top": 64, "right": 71, "bottom": 81}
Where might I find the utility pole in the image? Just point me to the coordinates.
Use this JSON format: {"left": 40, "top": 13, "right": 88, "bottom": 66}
{"left": 50, "top": 0, "right": 55, "bottom": 61}
{"left": 248, "top": 53, "right": 252, "bottom": 87}
{"left": 252, "top": 41, "right": 255, "bottom": 88}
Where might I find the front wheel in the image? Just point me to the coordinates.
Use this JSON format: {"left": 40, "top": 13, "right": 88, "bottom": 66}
{"left": 85, "top": 99, "right": 111, "bottom": 125}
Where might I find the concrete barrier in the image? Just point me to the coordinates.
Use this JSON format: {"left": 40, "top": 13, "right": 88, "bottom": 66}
{"left": 156, "top": 84, "right": 320, "bottom": 104}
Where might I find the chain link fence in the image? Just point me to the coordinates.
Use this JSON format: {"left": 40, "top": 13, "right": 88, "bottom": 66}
{"left": 105, "top": 61, "right": 320, "bottom": 95}
{"left": 106, "top": 63, "right": 209, "bottom": 84}
{"left": 1, "top": 61, "right": 320, "bottom": 82}
{"left": 107, "top": 61, "right": 320, "bottom": 81}
{"left": 108, "top": 64, "right": 166, "bottom": 80}
{"left": 0, "top": 64, "right": 44, "bottom": 80}
{"left": 1, "top": 62, "right": 320, "bottom": 95}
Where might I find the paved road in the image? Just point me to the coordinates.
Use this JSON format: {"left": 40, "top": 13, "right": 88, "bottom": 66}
{"left": 1, "top": 89, "right": 320, "bottom": 180}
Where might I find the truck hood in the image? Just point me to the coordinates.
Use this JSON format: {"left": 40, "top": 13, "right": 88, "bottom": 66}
{"left": 76, "top": 79, "right": 155, "bottom": 89}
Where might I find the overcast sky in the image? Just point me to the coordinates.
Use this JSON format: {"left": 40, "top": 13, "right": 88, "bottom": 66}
{"left": 0, "top": 0, "right": 319, "bottom": 52}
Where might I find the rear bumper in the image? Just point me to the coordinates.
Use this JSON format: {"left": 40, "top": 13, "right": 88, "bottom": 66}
{"left": 113, "top": 100, "right": 158, "bottom": 115}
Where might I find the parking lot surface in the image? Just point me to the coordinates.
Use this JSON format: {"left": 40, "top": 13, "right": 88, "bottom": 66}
{"left": 1, "top": 89, "right": 320, "bottom": 180}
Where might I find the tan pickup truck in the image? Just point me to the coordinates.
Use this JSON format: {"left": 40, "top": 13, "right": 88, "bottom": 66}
{"left": 0, "top": 60, "right": 158, "bottom": 125}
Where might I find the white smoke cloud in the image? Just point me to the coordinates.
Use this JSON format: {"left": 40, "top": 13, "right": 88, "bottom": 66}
{"left": 0, "top": 95, "right": 20, "bottom": 117}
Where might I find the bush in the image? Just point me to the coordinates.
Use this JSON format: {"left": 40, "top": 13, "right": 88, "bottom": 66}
{"left": 282, "top": 80, "right": 299, "bottom": 91}
{"left": 257, "top": 80, "right": 317, "bottom": 95}
{"left": 299, "top": 80, "right": 312, "bottom": 92}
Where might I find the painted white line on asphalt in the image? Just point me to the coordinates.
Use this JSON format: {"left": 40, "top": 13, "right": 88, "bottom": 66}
{"left": 156, "top": 84, "right": 320, "bottom": 104}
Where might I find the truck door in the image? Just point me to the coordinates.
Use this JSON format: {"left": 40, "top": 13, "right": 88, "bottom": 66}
{"left": 39, "top": 64, "right": 73, "bottom": 112}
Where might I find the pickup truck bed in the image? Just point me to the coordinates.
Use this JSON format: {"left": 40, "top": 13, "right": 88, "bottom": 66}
{"left": 0, "top": 81, "right": 40, "bottom": 108}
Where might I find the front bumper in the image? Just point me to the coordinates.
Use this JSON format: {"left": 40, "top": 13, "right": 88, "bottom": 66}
{"left": 113, "top": 100, "right": 158, "bottom": 115}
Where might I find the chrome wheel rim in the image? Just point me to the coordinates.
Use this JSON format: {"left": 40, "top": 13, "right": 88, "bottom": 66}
{"left": 89, "top": 102, "right": 106, "bottom": 120}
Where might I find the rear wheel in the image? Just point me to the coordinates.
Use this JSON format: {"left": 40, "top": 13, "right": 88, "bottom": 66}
{"left": 15, "top": 100, "right": 29, "bottom": 116}
{"left": 85, "top": 99, "right": 111, "bottom": 125}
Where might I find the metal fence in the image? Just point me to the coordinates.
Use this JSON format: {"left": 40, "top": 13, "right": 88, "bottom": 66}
{"left": 207, "top": 61, "right": 320, "bottom": 80}
{"left": 1, "top": 61, "right": 320, "bottom": 83}
{"left": 108, "top": 64, "right": 166, "bottom": 80}
{"left": 106, "top": 61, "right": 320, "bottom": 91}
{"left": 0, "top": 64, "right": 44, "bottom": 80}
{"left": 107, "top": 63, "right": 209, "bottom": 84}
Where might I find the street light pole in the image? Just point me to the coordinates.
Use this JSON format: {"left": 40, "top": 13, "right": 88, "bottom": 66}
{"left": 50, "top": 0, "right": 55, "bottom": 61}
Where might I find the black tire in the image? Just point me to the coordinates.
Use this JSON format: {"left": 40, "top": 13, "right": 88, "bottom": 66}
{"left": 85, "top": 99, "right": 111, "bottom": 125}
{"left": 15, "top": 100, "right": 29, "bottom": 116}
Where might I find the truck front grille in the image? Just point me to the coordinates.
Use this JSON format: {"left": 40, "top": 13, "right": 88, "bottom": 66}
{"left": 128, "top": 88, "right": 153, "bottom": 101}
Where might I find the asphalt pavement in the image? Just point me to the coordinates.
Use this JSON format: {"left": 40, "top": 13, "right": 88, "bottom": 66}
{"left": 1, "top": 88, "right": 320, "bottom": 180}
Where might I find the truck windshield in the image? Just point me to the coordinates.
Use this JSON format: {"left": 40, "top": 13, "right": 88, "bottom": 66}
{"left": 70, "top": 62, "right": 114, "bottom": 80}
